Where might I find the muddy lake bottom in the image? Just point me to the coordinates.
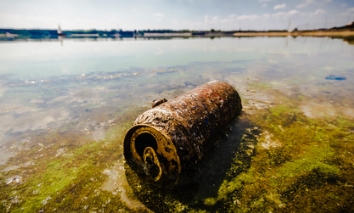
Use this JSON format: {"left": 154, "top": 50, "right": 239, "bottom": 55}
{"left": 0, "top": 37, "right": 354, "bottom": 212}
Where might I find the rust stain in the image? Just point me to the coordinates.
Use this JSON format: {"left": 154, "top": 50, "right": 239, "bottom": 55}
{"left": 124, "top": 81, "right": 242, "bottom": 186}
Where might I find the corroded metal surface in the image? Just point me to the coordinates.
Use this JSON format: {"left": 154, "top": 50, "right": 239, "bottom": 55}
{"left": 124, "top": 81, "right": 242, "bottom": 186}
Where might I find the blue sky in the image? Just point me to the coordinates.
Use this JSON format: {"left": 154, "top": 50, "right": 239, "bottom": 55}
{"left": 0, "top": 0, "right": 353, "bottom": 30}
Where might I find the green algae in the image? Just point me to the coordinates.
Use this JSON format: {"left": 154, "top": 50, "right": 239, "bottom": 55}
{"left": 1, "top": 90, "right": 354, "bottom": 212}
{"left": 0, "top": 107, "right": 144, "bottom": 212}
{"left": 274, "top": 145, "right": 339, "bottom": 184}
{"left": 194, "top": 102, "right": 353, "bottom": 212}
{"left": 11, "top": 162, "right": 87, "bottom": 212}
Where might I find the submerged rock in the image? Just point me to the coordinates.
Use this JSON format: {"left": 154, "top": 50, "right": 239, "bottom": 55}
{"left": 6, "top": 175, "right": 23, "bottom": 185}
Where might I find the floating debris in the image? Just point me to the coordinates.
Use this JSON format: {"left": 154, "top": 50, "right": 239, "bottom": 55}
{"left": 325, "top": 75, "right": 346, "bottom": 81}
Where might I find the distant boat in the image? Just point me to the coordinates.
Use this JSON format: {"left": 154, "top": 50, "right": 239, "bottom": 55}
{"left": 57, "top": 25, "right": 65, "bottom": 36}
{"left": 6, "top": 32, "right": 17, "bottom": 38}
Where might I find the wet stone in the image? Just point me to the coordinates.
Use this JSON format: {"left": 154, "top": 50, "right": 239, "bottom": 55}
{"left": 6, "top": 175, "right": 23, "bottom": 185}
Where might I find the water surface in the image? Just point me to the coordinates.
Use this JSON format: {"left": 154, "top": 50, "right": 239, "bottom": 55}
{"left": 0, "top": 37, "right": 353, "bottom": 212}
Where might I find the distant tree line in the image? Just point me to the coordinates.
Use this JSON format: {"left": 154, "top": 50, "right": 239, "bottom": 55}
{"left": 0, "top": 29, "right": 58, "bottom": 38}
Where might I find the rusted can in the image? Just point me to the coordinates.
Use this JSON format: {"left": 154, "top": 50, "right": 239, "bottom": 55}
{"left": 124, "top": 81, "right": 242, "bottom": 186}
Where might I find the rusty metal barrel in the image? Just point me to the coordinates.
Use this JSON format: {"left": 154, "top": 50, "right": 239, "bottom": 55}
{"left": 124, "top": 81, "right": 242, "bottom": 186}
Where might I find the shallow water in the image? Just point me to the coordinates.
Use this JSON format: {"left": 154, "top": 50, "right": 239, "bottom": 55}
{"left": 0, "top": 37, "right": 353, "bottom": 212}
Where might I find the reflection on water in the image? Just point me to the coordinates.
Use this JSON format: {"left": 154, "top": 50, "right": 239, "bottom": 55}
{"left": 0, "top": 37, "right": 353, "bottom": 212}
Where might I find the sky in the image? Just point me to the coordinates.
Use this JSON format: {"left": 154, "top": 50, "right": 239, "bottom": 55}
{"left": 0, "top": 0, "right": 353, "bottom": 31}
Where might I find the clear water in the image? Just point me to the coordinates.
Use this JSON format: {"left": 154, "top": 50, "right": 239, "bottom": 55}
{"left": 0, "top": 37, "right": 353, "bottom": 212}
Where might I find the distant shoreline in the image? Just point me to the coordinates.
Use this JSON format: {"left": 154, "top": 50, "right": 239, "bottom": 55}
{"left": 233, "top": 30, "right": 354, "bottom": 37}
{"left": 1, "top": 23, "right": 353, "bottom": 40}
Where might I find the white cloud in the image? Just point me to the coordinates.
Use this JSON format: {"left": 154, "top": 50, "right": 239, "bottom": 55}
{"left": 274, "top": 4, "right": 287, "bottom": 10}
{"left": 205, "top": 11, "right": 296, "bottom": 27}
{"left": 313, "top": 9, "right": 326, "bottom": 16}
{"left": 206, "top": 13, "right": 262, "bottom": 27}
{"left": 236, "top": 15, "right": 259, "bottom": 21}
{"left": 211, "top": 16, "right": 220, "bottom": 23}
{"left": 262, "top": 13, "right": 271, "bottom": 19}
{"left": 297, "top": 0, "right": 315, "bottom": 8}
{"left": 287, "top": 10, "right": 299, "bottom": 16}
{"left": 272, "top": 10, "right": 299, "bottom": 18}
{"left": 224, "top": 14, "right": 258, "bottom": 22}
{"left": 221, "top": 18, "right": 233, "bottom": 23}
{"left": 153, "top": 13, "right": 164, "bottom": 17}
{"left": 204, "top": 15, "right": 210, "bottom": 23}
{"left": 262, "top": 4, "right": 267, "bottom": 7}
{"left": 195, "top": 8, "right": 341, "bottom": 31}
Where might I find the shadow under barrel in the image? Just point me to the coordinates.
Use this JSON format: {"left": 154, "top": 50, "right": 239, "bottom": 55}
{"left": 124, "top": 81, "right": 242, "bottom": 187}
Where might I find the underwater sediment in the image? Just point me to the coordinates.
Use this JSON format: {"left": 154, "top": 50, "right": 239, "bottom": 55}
{"left": 0, "top": 83, "right": 353, "bottom": 212}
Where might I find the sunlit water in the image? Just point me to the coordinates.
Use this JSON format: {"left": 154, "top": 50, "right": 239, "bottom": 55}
{"left": 0, "top": 37, "right": 353, "bottom": 212}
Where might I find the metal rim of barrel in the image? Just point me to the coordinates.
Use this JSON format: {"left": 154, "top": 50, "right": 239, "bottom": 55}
{"left": 123, "top": 80, "right": 242, "bottom": 188}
